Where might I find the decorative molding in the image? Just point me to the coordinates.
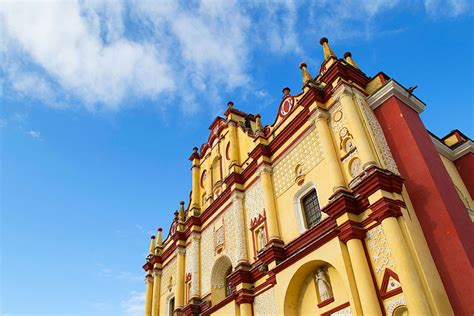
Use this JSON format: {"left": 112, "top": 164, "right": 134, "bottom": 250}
{"left": 380, "top": 268, "right": 402, "bottom": 299}
{"left": 367, "top": 79, "right": 425, "bottom": 114}
{"left": 384, "top": 295, "right": 406, "bottom": 316}
{"left": 431, "top": 135, "right": 474, "bottom": 161}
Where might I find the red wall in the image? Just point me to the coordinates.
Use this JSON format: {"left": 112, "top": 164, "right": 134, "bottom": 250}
{"left": 374, "top": 96, "right": 474, "bottom": 314}
{"left": 454, "top": 153, "right": 474, "bottom": 198}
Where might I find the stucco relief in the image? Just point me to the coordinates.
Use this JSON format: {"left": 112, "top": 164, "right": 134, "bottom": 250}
{"left": 355, "top": 94, "right": 399, "bottom": 175}
{"left": 200, "top": 226, "right": 214, "bottom": 295}
{"left": 160, "top": 257, "right": 177, "bottom": 295}
{"left": 330, "top": 305, "right": 352, "bottom": 315}
{"left": 366, "top": 225, "right": 395, "bottom": 275}
{"left": 384, "top": 295, "right": 406, "bottom": 315}
{"left": 244, "top": 180, "right": 264, "bottom": 228}
{"left": 185, "top": 234, "right": 200, "bottom": 296}
{"left": 254, "top": 288, "right": 277, "bottom": 316}
{"left": 200, "top": 206, "right": 239, "bottom": 296}
{"left": 272, "top": 128, "right": 323, "bottom": 197}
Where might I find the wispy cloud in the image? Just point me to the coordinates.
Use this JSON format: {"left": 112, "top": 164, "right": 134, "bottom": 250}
{"left": 97, "top": 263, "right": 143, "bottom": 282}
{"left": 27, "top": 130, "right": 41, "bottom": 139}
{"left": 121, "top": 291, "right": 145, "bottom": 316}
{"left": 0, "top": 0, "right": 471, "bottom": 114}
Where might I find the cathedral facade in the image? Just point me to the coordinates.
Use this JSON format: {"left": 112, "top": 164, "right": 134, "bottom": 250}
{"left": 142, "top": 38, "right": 474, "bottom": 316}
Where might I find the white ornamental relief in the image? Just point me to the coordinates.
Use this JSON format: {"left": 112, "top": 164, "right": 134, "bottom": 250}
{"left": 384, "top": 295, "right": 406, "bottom": 315}
{"left": 272, "top": 127, "right": 323, "bottom": 197}
{"left": 245, "top": 180, "right": 264, "bottom": 228}
{"left": 366, "top": 225, "right": 395, "bottom": 274}
{"left": 355, "top": 94, "right": 399, "bottom": 175}
{"left": 200, "top": 226, "right": 214, "bottom": 295}
{"left": 160, "top": 257, "right": 177, "bottom": 295}
{"left": 254, "top": 288, "right": 277, "bottom": 316}
{"left": 331, "top": 306, "right": 352, "bottom": 316}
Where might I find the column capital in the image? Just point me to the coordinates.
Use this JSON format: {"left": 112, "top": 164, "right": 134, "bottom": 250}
{"left": 369, "top": 197, "right": 403, "bottom": 223}
{"left": 333, "top": 84, "right": 354, "bottom": 101}
{"left": 258, "top": 164, "right": 272, "bottom": 176}
{"left": 230, "top": 190, "right": 245, "bottom": 201}
{"left": 175, "top": 245, "right": 187, "bottom": 255}
{"left": 338, "top": 220, "right": 366, "bottom": 243}
{"left": 313, "top": 107, "right": 330, "bottom": 122}
{"left": 144, "top": 274, "right": 154, "bottom": 284}
{"left": 152, "top": 268, "right": 162, "bottom": 277}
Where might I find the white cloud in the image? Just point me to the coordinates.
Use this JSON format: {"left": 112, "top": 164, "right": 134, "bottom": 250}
{"left": 27, "top": 130, "right": 41, "bottom": 139}
{"left": 0, "top": 0, "right": 471, "bottom": 113}
{"left": 1, "top": 0, "right": 174, "bottom": 111}
{"left": 121, "top": 291, "right": 145, "bottom": 316}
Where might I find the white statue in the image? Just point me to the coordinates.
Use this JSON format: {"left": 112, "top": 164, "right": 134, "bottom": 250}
{"left": 258, "top": 227, "right": 266, "bottom": 251}
{"left": 316, "top": 267, "right": 333, "bottom": 302}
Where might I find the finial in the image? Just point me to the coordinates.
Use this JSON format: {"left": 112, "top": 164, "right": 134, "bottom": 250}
{"left": 227, "top": 101, "right": 234, "bottom": 108}
{"left": 255, "top": 114, "right": 263, "bottom": 134}
{"left": 282, "top": 87, "right": 290, "bottom": 96}
{"left": 193, "top": 147, "right": 198, "bottom": 153}
{"left": 320, "top": 37, "right": 336, "bottom": 60}
{"left": 343, "top": 52, "right": 360, "bottom": 69}
{"left": 174, "top": 210, "right": 179, "bottom": 222}
{"left": 156, "top": 228, "right": 163, "bottom": 246}
{"left": 179, "top": 201, "right": 185, "bottom": 221}
{"left": 149, "top": 235, "right": 156, "bottom": 254}
{"left": 299, "top": 62, "right": 313, "bottom": 85}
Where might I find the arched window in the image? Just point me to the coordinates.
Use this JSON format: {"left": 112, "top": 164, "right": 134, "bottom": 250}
{"left": 210, "top": 255, "right": 233, "bottom": 304}
{"left": 301, "top": 189, "right": 321, "bottom": 229}
{"left": 225, "top": 267, "right": 232, "bottom": 297}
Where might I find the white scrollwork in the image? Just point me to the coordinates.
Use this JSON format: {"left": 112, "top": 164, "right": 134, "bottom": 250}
{"left": 366, "top": 225, "right": 395, "bottom": 274}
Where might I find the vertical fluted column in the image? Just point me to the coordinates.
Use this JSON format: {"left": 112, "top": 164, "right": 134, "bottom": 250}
{"left": 151, "top": 269, "right": 162, "bottom": 316}
{"left": 260, "top": 166, "right": 280, "bottom": 241}
{"left": 232, "top": 191, "right": 248, "bottom": 263}
{"left": 380, "top": 216, "right": 431, "bottom": 314}
{"left": 335, "top": 85, "right": 378, "bottom": 168}
{"left": 228, "top": 121, "right": 240, "bottom": 168}
{"left": 144, "top": 273, "right": 153, "bottom": 316}
{"left": 313, "top": 107, "right": 346, "bottom": 191}
{"left": 175, "top": 246, "right": 186, "bottom": 309}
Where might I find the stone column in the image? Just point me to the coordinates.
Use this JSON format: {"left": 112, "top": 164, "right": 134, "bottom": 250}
{"left": 335, "top": 85, "right": 378, "bottom": 168}
{"left": 371, "top": 199, "right": 431, "bottom": 315}
{"left": 175, "top": 246, "right": 186, "bottom": 309}
{"left": 151, "top": 269, "right": 162, "bottom": 316}
{"left": 144, "top": 273, "right": 153, "bottom": 316}
{"left": 259, "top": 166, "right": 280, "bottom": 241}
{"left": 190, "top": 162, "right": 201, "bottom": 213}
{"left": 228, "top": 121, "right": 240, "bottom": 168}
{"left": 239, "top": 302, "right": 253, "bottom": 316}
{"left": 313, "top": 107, "right": 345, "bottom": 191}
{"left": 232, "top": 191, "right": 248, "bottom": 263}
{"left": 339, "top": 222, "right": 382, "bottom": 316}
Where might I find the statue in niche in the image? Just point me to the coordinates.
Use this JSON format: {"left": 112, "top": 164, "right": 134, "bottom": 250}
{"left": 315, "top": 267, "right": 333, "bottom": 302}
{"left": 257, "top": 227, "right": 266, "bottom": 251}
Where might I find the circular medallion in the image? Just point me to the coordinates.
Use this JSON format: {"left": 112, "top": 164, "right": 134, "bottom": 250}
{"left": 333, "top": 111, "right": 343, "bottom": 122}
{"left": 280, "top": 96, "right": 294, "bottom": 116}
{"left": 339, "top": 127, "right": 349, "bottom": 138}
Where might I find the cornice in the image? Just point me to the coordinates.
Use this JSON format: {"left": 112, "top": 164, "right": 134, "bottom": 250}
{"left": 431, "top": 134, "right": 474, "bottom": 161}
{"left": 366, "top": 79, "right": 426, "bottom": 114}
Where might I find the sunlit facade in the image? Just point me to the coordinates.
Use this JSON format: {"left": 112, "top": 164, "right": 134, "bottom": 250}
{"left": 142, "top": 38, "right": 474, "bottom": 316}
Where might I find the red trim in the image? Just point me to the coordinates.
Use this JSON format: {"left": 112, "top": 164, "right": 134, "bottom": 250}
{"left": 337, "top": 220, "right": 366, "bottom": 243}
{"left": 380, "top": 268, "right": 403, "bottom": 300}
{"left": 317, "top": 297, "right": 334, "bottom": 308}
{"left": 201, "top": 294, "right": 235, "bottom": 316}
{"left": 321, "top": 302, "right": 350, "bottom": 316}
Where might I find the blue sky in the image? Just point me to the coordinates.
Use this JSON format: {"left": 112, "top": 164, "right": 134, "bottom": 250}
{"left": 0, "top": 1, "right": 472, "bottom": 315}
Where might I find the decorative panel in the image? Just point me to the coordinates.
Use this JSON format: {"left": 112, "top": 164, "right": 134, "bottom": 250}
{"left": 365, "top": 225, "right": 396, "bottom": 278}
{"left": 355, "top": 93, "right": 399, "bottom": 175}
{"left": 160, "top": 257, "right": 177, "bottom": 295}
{"left": 272, "top": 128, "right": 323, "bottom": 197}
{"left": 254, "top": 288, "right": 277, "bottom": 315}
